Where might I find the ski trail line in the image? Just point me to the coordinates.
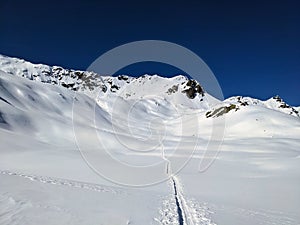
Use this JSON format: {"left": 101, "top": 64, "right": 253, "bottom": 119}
{"left": 0, "top": 170, "right": 123, "bottom": 195}
{"left": 160, "top": 142, "right": 195, "bottom": 225}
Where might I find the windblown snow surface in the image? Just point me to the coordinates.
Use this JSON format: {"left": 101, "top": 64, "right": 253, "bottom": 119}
{"left": 0, "top": 54, "right": 299, "bottom": 225}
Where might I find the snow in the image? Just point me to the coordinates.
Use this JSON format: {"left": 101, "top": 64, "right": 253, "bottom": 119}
{"left": 0, "top": 54, "right": 299, "bottom": 224}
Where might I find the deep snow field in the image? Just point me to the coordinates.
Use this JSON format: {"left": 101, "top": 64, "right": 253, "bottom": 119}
{"left": 0, "top": 54, "right": 299, "bottom": 225}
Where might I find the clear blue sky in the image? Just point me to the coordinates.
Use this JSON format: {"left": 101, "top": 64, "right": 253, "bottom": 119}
{"left": 0, "top": 0, "right": 299, "bottom": 105}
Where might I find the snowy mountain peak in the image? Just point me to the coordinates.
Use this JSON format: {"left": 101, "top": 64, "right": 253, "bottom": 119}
{"left": 0, "top": 54, "right": 298, "bottom": 117}
{"left": 0, "top": 54, "right": 105, "bottom": 92}
{"left": 223, "top": 95, "right": 299, "bottom": 117}
{"left": 0, "top": 54, "right": 213, "bottom": 110}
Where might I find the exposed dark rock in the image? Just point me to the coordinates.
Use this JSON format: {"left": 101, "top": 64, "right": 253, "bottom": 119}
{"left": 74, "top": 71, "right": 84, "bottom": 79}
{"left": 102, "top": 85, "right": 107, "bottom": 93}
{"left": 206, "top": 104, "right": 239, "bottom": 118}
{"left": 236, "top": 96, "right": 249, "bottom": 106}
{"left": 118, "top": 75, "right": 129, "bottom": 81}
{"left": 292, "top": 108, "right": 299, "bottom": 115}
{"left": 166, "top": 85, "right": 179, "bottom": 95}
{"left": 110, "top": 84, "right": 120, "bottom": 93}
{"left": 53, "top": 67, "right": 62, "bottom": 71}
{"left": 61, "top": 83, "right": 75, "bottom": 89}
{"left": 182, "top": 79, "right": 204, "bottom": 99}
{"left": 279, "top": 103, "right": 290, "bottom": 109}
{"left": 0, "top": 97, "right": 12, "bottom": 106}
{"left": 59, "top": 93, "right": 67, "bottom": 101}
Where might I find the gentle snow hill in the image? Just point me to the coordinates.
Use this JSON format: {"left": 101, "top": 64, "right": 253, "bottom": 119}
{"left": 0, "top": 54, "right": 300, "bottom": 225}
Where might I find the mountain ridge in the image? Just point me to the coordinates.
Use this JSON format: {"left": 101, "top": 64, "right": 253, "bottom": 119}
{"left": 0, "top": 54, "right": 299, "bottom": 118}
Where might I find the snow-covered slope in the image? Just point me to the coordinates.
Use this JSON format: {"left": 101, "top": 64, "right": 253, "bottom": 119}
{"left": 2, "top": 53, "right": 298, "bottom": 116}
{"left": 0, "top": 54, "right": 217, "bottom": 110}
{"left": 0, "top": 54, "right": 299, "bottom": 225}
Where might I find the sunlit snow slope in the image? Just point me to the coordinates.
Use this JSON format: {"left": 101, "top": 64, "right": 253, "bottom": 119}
{"left": 0, "top": 54, "right": 299, "bottom": 225}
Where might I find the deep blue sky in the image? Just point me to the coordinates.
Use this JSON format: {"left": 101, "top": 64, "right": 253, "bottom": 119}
{"left": 0, "top": 0, "right": 299, "bottom": 105}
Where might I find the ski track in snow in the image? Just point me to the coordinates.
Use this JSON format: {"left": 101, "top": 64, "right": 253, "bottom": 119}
{"left": 0, "top": 193, "right": 32, "bottom": 225}
{"left": 155, "top": 178, "right": 216, "bottom": 225}
{"left": 1, "top": 170, "right": 296, "bottom": 225}
{"left": 0, "top": 170, "right": 123, "bottom": 195}
{"left": 156, "top": 143, "right": 216, "bottom": 225}
{"left": 171, "top": 177, "right": 185, "bottom": 225}
{"left": 0, "top": 192, "right": 73, "bottom": 225}
{"left": 0, "top": 169, "right": 217, "bottom": 225}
